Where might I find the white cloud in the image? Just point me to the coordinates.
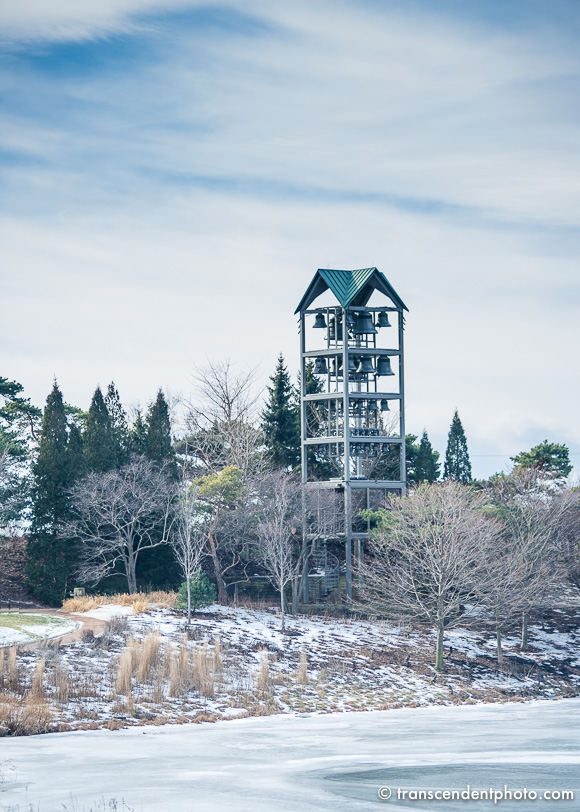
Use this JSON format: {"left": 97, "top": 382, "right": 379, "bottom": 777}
{"left": 1, "top": 0, "right": 579, "bottom": 477}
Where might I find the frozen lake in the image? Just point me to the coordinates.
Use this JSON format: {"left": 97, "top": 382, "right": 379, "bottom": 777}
{"left": 1, "top": 699, "right": 579, "bottom": 811}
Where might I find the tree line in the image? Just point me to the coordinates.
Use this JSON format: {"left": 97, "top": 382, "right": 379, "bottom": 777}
{"left": 0, "top": 360, "right": 576, "bottom": 640}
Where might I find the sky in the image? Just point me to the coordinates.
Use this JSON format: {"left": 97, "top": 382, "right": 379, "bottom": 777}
{"left": 1, "top": 0, "right": 579, "bottom": 480}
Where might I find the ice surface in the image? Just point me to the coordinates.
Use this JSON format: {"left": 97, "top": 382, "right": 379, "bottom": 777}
{"left": 1, "top": 699, "right": 579, "bottom": 811}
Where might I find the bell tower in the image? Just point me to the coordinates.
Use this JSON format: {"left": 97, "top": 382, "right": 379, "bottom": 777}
{"left": 295, "top": 267, "right": 408, "bottom": 602}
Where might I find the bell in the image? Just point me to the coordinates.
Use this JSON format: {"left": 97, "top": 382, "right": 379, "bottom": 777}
{"left": 382, "top": 443, "right": 390, "bottom": 453}
{"left": 380, "top": 399, "right": 390, "bottom": 411}
{"left": 314, "top": 357, "right": 328, "bottom": 374}
{"left": 351, "top": 399, "right": 362, "bottom": 412}
{"left": 313, "top": 313, "right": 326, "bottom": 329}
{"left": 356, "top": 356, "right": 375, "bottom": 375}
{"left": 367, "top": 399, "right": 378, "bottom": 411}
{"left": 331, "top": 357, "right": 343, "bottom": 375}
{"left": 316, "top": 401, "right": 326, "bottom": 412}
{"left": 353, "top": 311, "right": 377, "bottom": 335}
{"left": 376, "top": 355, "right": 394, "bottom": 376}
{"left": 346, "top": 311, "right": 356, "bottom": 327}
{"left": 377, "top": 311, "right": 391, "bottom": 328}
{"left": 363, "top": 443, "right": 371, "bottom": 454}
{"left": 348, "top": 355, "right": 358, "bottom": 372}
{"left": 328, "top": 317, "right": 343, "bottom": 342}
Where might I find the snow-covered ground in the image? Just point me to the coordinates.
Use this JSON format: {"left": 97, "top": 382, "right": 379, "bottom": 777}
{"left": 2, "top": 602, "right": 579, "bottom": 740}
{"left": 1, "top": 699, "right": 579, "bottom": 811}
{"left": 0, "top": 612, "right": 79, "bottom": 646}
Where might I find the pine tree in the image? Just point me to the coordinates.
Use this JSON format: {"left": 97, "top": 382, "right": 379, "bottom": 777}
{"left": 84, "top": 386, "right": 117, "bottom": 472}
{"left": 129, "top": 409, "right": 148, "bottom": 455}
{"left": 105, "top": 382, "right": 130, "bottom": 466}
{"left": 137, "top": 389, "right": 180, "bottom": 588}
{"left": 67, "top": 423, "right": 87, "bottom": 482}
{"left": 25, "top": 383, "right": 76, "bottom": 604}
{"left": 146, "top": 390, "right": 175, "bottom": 466}
{"left": 261, "top": 354, "right": 300, "bottom": 468}
{"left": 443, "top": 410, "right": 472, "bottom": 483}
{"left": 415, "top": 430, "right": 440, "bottom": 483}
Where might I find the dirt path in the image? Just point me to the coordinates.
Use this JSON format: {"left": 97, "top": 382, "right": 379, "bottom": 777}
{"left": 4, "top": 608, "right": 109, "bottom": 650}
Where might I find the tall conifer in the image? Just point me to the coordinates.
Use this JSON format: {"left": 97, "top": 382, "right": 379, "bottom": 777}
{"left": 84, "top": 387, "right": 117, "bottom": 472}
{"left": 146, "top": 390, "right": 175, "bottom": 466}
{"left": 129, "top": 409, "right": 148, "bottom": 455}
{"left": 25, "top": 383, "right": 77, "bottom": 604}
{"left": 138, "top": 389, "right": 180, "bottom": 588}
{"left": 105, "top": 382, "right": 130, "bottom": 466}
{"left": 261, "top": 354, "right": 299, "bottom": 468}
{"left": 443, "top": 411, "right": 472, "bottom": 483}
{"left": 416, "top": 430, "right": 440, "bottom": 483}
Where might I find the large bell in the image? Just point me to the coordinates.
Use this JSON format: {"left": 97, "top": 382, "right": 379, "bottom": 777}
{"left": 380, "top": 399, "right": 390, "bottom": 411}
{"left": 347, "top": 355, "right": 358, "bottom": 372}
{"left": 376, "top": 355, "right": 394, "bottom": 376}
{"left": 314, "top": 357, "right": 328, "bottom": 375}
{"left": 377, "top": 311, "right": 391, "bottom": 328}
{"left": 313, "top": 313, "right": 326, "bottom": 329}
{"left": 356, "top": 356, "right": 375, "bottom": 375}
{"left": 346, "top": 311, "right": 356, "bottom": 327}
{"left": 316, "top": 401, "right": 326, "bottom": 412}
{"left": 367, "top": 399, "right": 378, "bottom": 411}
{"left": 353, "top": 311, "right": 377, "bottom": 335}
{"left": 331, "top": 357, "right": 343, "bottom": 375}
{"left": 328, "top": 317, "right": 343, "bottom": 342}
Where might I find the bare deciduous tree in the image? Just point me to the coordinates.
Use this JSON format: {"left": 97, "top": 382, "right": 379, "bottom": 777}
{"left": 487, "top": 468, "right": 564, "bottom": 650}
{"left": 63, "top": 456, "right": 176, "bottom": 593}
{"left": 549, "top": 487, "right": 580, "bottom": 591}
{"left": 363, "top": 481, "right": 501, "bottom": 671}
{"left": 254, "top": 471, "right": 304, "bottom": 631}
{"left": 186, "top": 360, "right": 264, "bottom": 478}
{"left": 170, "top": 481, "right": 208, "bottom": 622}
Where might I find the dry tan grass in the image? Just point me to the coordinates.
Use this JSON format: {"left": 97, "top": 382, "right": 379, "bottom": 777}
{"left": 135, "top": 632, "right": 161, "bottom": 683}
{"left": 214, "top": 635, "right": 222, "bottom": 672}
{"left": 29, "top": 657, "right": 45, "bottom": 700}
{"left": 0, "top": 693, "right": 53, "bottom": 736}
{"left": 116, "top": 648, "right": 134, "bottom": 695}
{"left": 53, "top": 663, "right": 70, "bottom": 703}
{"left": 193, "top": 642, "right": 216, "bottom": 698}
{"left": 5, "top": 647, "right": 19, "bottom": 693}
{"left": 296, "top": 650, "right": 308, "bottom": 685}
{"left": 168, "top": 641, "right": 193, "bottom": 697}
{"left": 62, "top": 591, "right": 176, "bottom": 613}
{"left": 256, "top": 649, "right": 272, "bottom": 692}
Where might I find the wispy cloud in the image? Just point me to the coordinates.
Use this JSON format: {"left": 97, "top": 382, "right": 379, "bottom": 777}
{"left": 1, "top": 0, "right": 579, "bottom": 476}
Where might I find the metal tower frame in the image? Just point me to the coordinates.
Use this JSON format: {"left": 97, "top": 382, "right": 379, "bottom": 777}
{"left": 296, "top": 268, "right": 408, "bottom": 602}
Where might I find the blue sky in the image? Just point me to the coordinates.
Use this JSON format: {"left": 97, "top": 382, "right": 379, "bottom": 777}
{"left": 1, "top": 0, "right": 579, "bottom": 478}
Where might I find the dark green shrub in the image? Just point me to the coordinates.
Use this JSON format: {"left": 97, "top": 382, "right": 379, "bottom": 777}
{"left": 175, "top": 571, "right": 217, "bottom": 613}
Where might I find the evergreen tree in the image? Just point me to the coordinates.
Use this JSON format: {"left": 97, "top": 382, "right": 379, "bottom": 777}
{"left": 25, "top": 383, "right": 76, "bottom": 604}
{"left": 511, "top": 440, "right": 572, "bottom": 480}
{"left": 105, "top": 382, "right": 130, "bottom": 466}
{"left": 67, "top": 423, "right": 87, "bottom": 482}
{"left": 443, "top": 410, "right": 472, "bottom": 483}
{"left": 261, "top": 354, "right": 300, "bottom": 468}
{"left": 146, "top": 390, "right": 175, "bottom": 467}
{"left": 129, "top": 409, "right": 148, "bottom": 455}
{"left": 415, "top": 430, "right": 440, "bottom": 483}
{"left": 404, "top": 434, "right": 420, "bottom": 484}
{"left": 137, "top": 389, "right": 180, "bottom": 588}
{"left": 84, "top": 386, "right": 117, "bottom": 472}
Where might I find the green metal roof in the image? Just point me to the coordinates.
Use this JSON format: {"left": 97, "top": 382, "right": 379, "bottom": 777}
{"left": 295, "top": 267, "right": 408, "bottom": 313}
